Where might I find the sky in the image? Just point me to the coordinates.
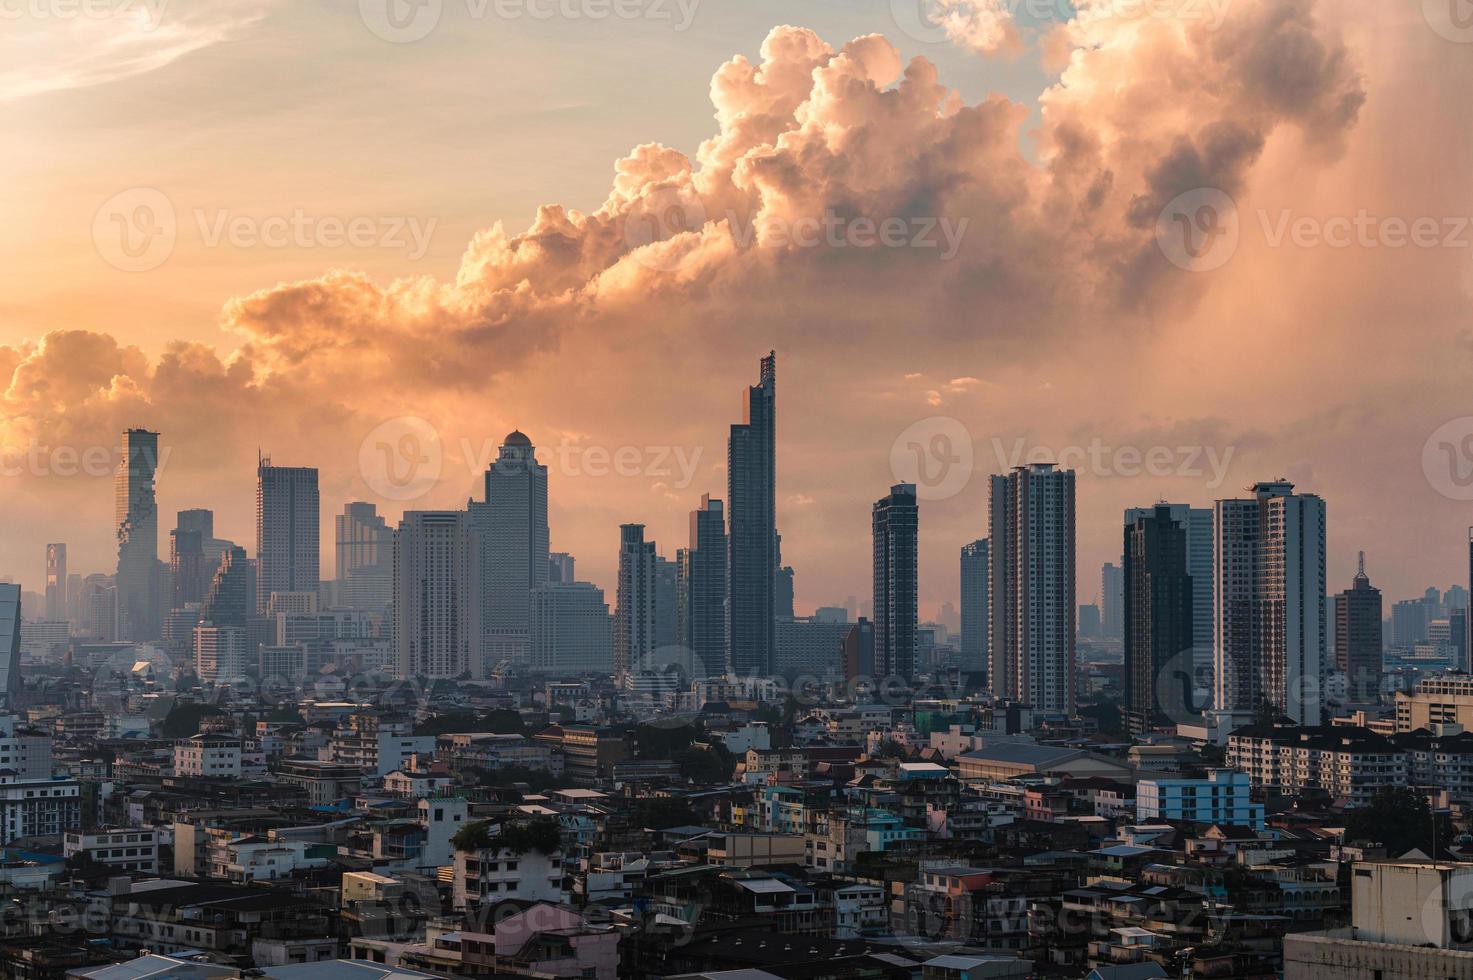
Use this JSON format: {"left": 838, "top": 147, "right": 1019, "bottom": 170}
{"left": 2, "top": 0, "right": 1472, "bottom": 618}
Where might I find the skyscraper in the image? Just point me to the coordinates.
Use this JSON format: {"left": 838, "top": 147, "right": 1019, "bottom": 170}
{"left": 1126, "top": 504, "right": 1213, "bottom": 689}
{"left": 475, "top": 431, "right": 550, "bottom": 663}
{"left": 680, "top": 496, "right": 727, "bottom": 679}
{"left": 727, "top": 351, "right": 777, "bottom": 677}
{"left": 201, "top": 546, "right": 254, "bottom": 629}
{"left": 1100, "top": 562, "right": 1124, "bottom": 639}
{"left": 654, "top": 554, "right": 679, "bottom": 654}
{"left": 989, "top": 464, "right": 1076, "bottom": 714}
{"left": 1335, "top": 552, "right": 1383, "bottom": 701}
{"left": 116, "top": 428, "right": 161, "bottom": 641}
{"left": 393, "top": 511, "right": 481, "bottom": 680}
{"left": 614, "top": 524, "right": 656, "bottom": 683}
{"left": 960, "top": 539, "right": 989, "bottom": 676}
{"left": 1123, "top": 505, "right": 1194, "bottom": 736}
{"left": 256, "top": 458, "right": 320, "bottom": 614}
{"left": 1214, "top": 480, "right": 1327, "bottom": 724}
{"left": 169, "top": 528, "right": 207, "bottom": 609}
{"left": 44, "top": 544, "right": 66, "bottom": 622}
{"left": 0, "top": 585, "right": 20, "bottom": 704}
{"left": 336, "top": 502, "right": 394, "bottom": 613}
{"left": 531, "top": 582, "right": 613, "bottom": 675}
{"left": 177, "top": 509, "right": 233, "bottom": 584}
{"left": 873, "top": 483, "right": 919, "bottom": 681}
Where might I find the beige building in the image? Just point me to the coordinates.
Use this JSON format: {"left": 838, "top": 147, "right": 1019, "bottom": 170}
{"left": 1396, "top": 675, "right": 1473, "bottom": 732}
{"left": 954, "top": 743, "right": 1133, "bottom": 783}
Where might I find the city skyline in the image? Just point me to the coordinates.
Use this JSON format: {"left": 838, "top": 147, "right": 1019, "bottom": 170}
{"left": 2, "top": 2, "right": 1469, "bottom": 617}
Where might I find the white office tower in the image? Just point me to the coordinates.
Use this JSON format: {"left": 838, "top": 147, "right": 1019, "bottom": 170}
{"left": 1126, "top": 504, "right": 1214, "bottom": 690}
{"left": 336, "top": 502, "right": 393, "bottom": 613}
{"left": 393, "top": 512, "right": 482, "bottom": 680}
{"left": 531, "top": 582, "right": 614, "bottom": 675}
{"left": 194, "top": 625, "right": 250, "bottom": 684}
{"left": 1214, "top": 480, "right": 1327, "bottom": 725}
{"left": 614, "top": 524, "right": 657, "bottom": 684}
{"left": 474, "top": 432, "right": 550, "bottom": 665}
{"left": 988, "top": 464, "right": 1077, "bottom": 715}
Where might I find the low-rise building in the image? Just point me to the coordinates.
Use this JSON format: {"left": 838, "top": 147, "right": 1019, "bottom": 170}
{"left": 63, "top": 827, "right": 161, "bottom": 873}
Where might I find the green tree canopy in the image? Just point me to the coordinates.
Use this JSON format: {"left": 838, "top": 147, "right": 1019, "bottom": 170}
{"left": 1345, "top": 786, "right": 1454, "bottom": 858}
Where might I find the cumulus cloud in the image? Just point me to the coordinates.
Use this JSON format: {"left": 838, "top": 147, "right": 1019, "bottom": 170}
{"left": 11, "top": 0, "right": 1465, "bottom": 607}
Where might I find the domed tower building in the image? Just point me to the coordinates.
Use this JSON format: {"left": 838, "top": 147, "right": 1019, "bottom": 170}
{"left": 472, "top": 430, "right": 550, "bottom": 671}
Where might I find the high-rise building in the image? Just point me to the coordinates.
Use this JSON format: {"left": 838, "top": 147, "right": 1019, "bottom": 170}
{"left": 170, "top": 529, "right": 207, "bottom": 610}
{"left": 873, "top": 483, "right": 919, "bottom": 681}
{"left": 1335, "top": 552, "right": 1383, "bottom": 702}
{"left": 988, "top": 464, "right": 1076, "bottom": 714}
{"left": 679, "top": 496, "right": 727, "bottom": 679}
{"left": 336, "top": 502, "right": 393, "bottom": 613}
{"left": 474, "top": 432, "right": 550, "bottom": 664}
{"left": 177, "top": 509, "right": 234, "bottom": 586}
{"left": 531, "top": 582, "right": 613, "bottom": 675}
{"left": 1214, "top": 480, "right": 1327, "bottom": 725}
{"left": 1123, "top": 505, "right": 1195, "bottom": 736}
{"left": 842, "top": 618, "right": 875, "bottom": 684}
{"left": 116, "top": 428, "right": 161, "bottom": 641}
{"left": 44, "top": 545, "right": 66, "bottom": 622}
{"left": 1101, "top": 562, "right": 1124, "bottom": 639}
{"left": 201, "top": 547, "right": 254, "bottom": 629}
{"left": 614, "top": 525, "right": 656, "bottom": 683}
{"left": 1126, "top": 504, "right": 1213, "bottom": 687}
{"left": 960, "top": 539, "right": 989, "bottom": 676}
{"left": 727, "top": 351, "right": 777, "bottom": 677}
{"left": 194, "top": 626, "right": 249, "bottom": 684}
{"left": 1078, "top": 604, "right": 1101, "bottom": 638}
{"left": 654, "top": 554, "right": 678, "bottom": 653}
{"left": 393, "top": 511, "right": 481, "bottom": 680}
{"left": 0, "top": 585, "right": 20, "bottom": 705}
{"left": 548, "top": 553, "right": 576, "bottom": 583}
{"left": 256, "top": 458, "right": 320, "bottom": 615}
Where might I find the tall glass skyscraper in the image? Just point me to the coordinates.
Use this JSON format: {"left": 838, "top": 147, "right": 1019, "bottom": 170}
{"left": 727, "top": 352, "right": 777, "bottom": 677}
{"left": 256, "top": 458, "right": 320, "bottom": 614}
{"left": 873, "top": 483, "right": 919, "bottom": 680}
{"left": 475, "top": 431, "right": 549, "bottom": 665}
{"left": 680, "top": 495, "right": 727, "bottom": 679}
{"left": 1123, "top": 505, "right": 1194, "bottom": 735}
{"left": 960, "top": 539, "right": 989, "bottom": 676}
{"left": 116, "top": 428, "right": 161, "bottom": 641}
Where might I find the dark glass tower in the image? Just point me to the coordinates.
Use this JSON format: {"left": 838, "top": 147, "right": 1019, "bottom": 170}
{"left": 1335, "top": 552, "right": 1382, "bottom": 701}
{"left": 1123, "top": 505, "right": 1194, "bottom": 735}
{"left": 726, "top": 352, "right": 777, "bottom": 677}
{"left": 873, "top": 483, "right": 919, "bottom": 681}
{"left": 960, "top": 539, "right": 989, "bottom": 677}
{"left": 680, "top": 495, "right": 727, "bottom": 678}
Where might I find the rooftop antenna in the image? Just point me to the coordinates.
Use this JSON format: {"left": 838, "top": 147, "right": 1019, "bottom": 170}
{"left": 1358, "top": 551, "right": 1365, "bottom": 577}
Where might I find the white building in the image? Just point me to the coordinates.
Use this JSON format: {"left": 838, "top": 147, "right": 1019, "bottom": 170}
{"left": 0, "top": 774, "right": 81, "bottom": 843}
{"left": 0, "top": 716, "right": 55, "bottom": 779}
{"left": 64, "top": 827, "right": 161, "bottom": 873}
{"left": 173, "top": 734, "right": 243, "bottom": 778}
{"left": 193, "top": 626, "right": 250, "bottom": 683}
{"left": 454, "top": 840, "right": 567, "bottom": 909}
{"left": 1215, "top": 481, "right": 1327, "bottom": 724}
{"left": 988, "top": 464, "right": 1076, "bottom": 714}
{"left": 1136, "top": 769, "right": 1264, "bottom": 829}
{"left": 530, "top": 582, "right": 613, "bottom": 676}
{"left": 394, "top": 511, "right": 481, "bottom": 680}
{"left": 1227, "top": 725, "right": 1404, "bottom": 807}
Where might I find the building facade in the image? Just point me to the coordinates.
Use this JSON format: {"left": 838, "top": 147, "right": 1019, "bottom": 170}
{"left": 989, "top": 464, "right": 1077, "bottom": 714}
{"left": 873, "top": 483, "right": 919, "bottom": 681}
{"left": 727, "top": 351, "right": 777, "bottom": 677}
{"left": 256, "top": 459, "right": 320, "bottom": 615}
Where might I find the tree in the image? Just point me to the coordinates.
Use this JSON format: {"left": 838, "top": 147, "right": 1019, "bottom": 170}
{"left": 672, "top": 745, "right": 731, "bottom": 783}
{"left": 452, "top": 817, "right": 561, "bottom": 855}
{"left": 1345, "top": 786, "right": 1454, "bottom": 858}
{"left": 871, "top": 738, "right": 909, "bottom": 760}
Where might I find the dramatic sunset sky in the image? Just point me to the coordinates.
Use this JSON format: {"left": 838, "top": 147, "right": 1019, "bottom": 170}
{"left": 3, "top": 0, "right": 1470, "bottom": 616}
